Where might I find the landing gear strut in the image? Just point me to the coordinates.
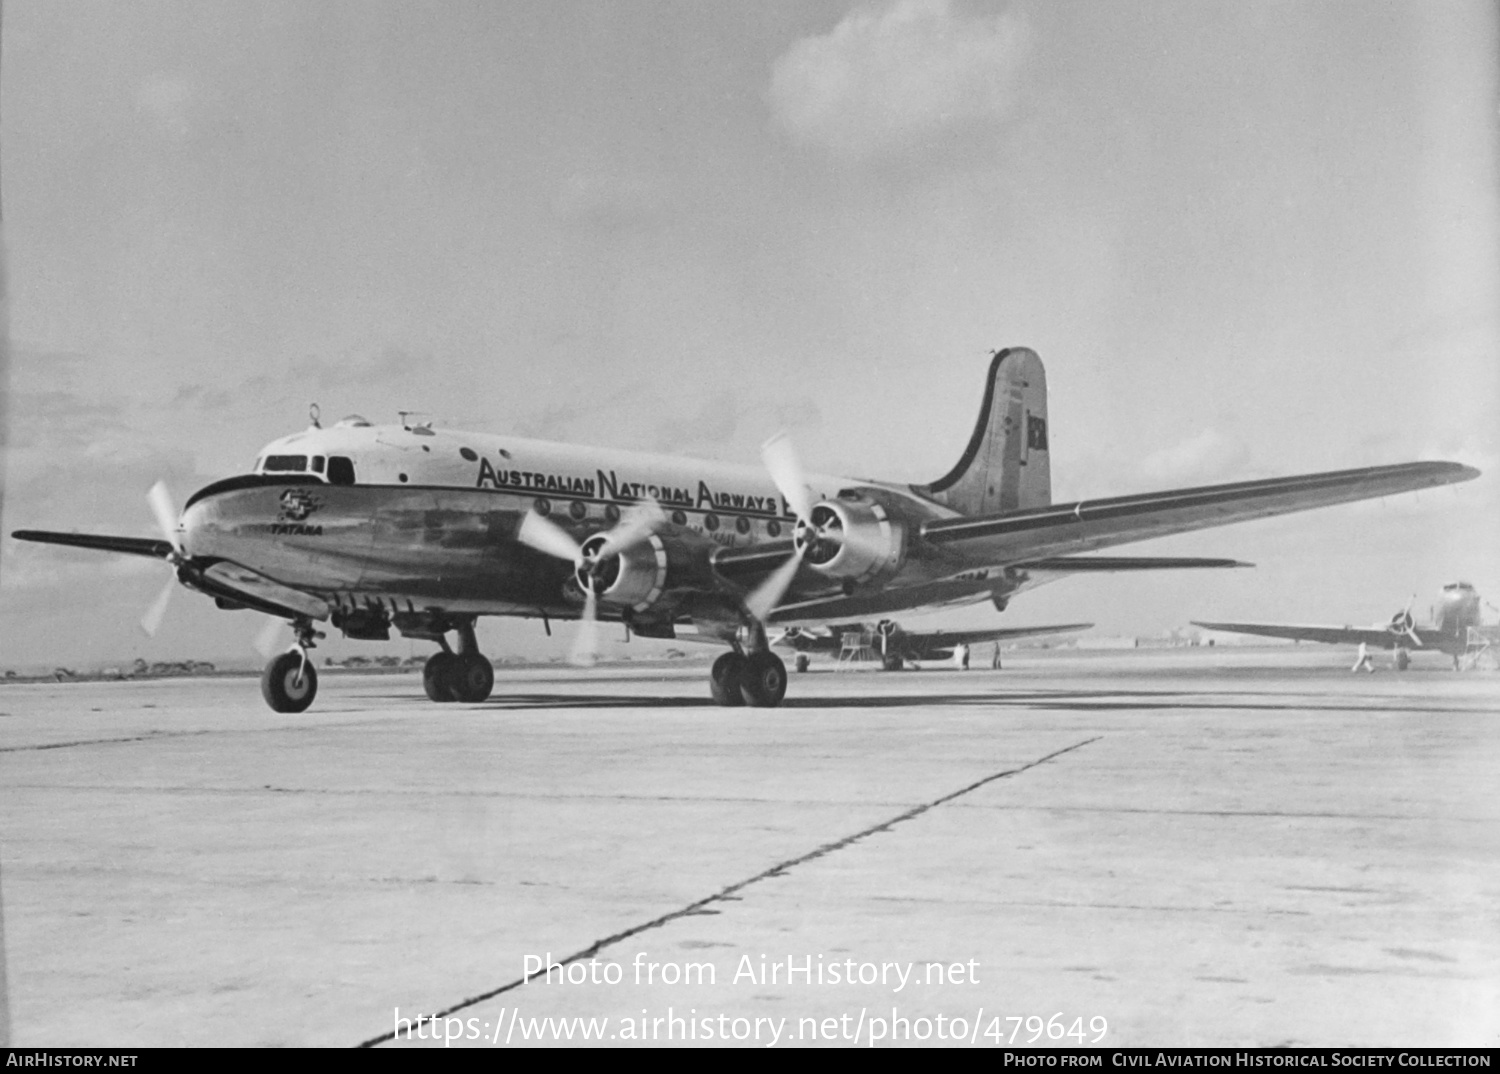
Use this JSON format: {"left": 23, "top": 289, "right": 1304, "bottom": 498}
{"left": 261, "top": 618, "right": 323, "bottom": 713}
{"left": 423, "top": 617, "right": 494, "bottom": 704}
{"left": 710, "top": 623, "right": 787, "bottom": 708}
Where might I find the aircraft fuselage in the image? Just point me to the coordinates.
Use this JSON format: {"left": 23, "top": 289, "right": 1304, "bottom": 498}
{"left": 179, "top": 420, "right": 954, "bottom": 624}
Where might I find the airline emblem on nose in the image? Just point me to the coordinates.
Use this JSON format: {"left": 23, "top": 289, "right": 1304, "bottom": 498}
{"left": 278, "top": 489, "right": 323, "bottom": 522}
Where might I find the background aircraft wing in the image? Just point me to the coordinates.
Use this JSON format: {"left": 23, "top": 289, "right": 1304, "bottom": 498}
{"left": 1190, "top": 621, "right": 1427, "bottom": 648}
{"left": 920, "top": 461, "right": 1477, "bottom": 565}
{"left": 918, "top": 622, "right": 1093, "bottom": 648}
{"left": 12, "top": 529, "right": 173, "bottom": 559}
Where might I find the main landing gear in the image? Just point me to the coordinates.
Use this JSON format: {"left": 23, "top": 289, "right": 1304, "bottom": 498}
{"left": 422, "top": 617, "right": 494, "bottom": 704}
{"left": 261, "top": 618, "right": 324, "bottom": 713}
{"left": 710, "top": 623, "right": 788, "bottom": 708}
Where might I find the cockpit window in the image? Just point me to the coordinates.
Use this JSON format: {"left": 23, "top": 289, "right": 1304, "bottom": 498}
{"left": 327, "top": 456, "right": 356, "bottom": 485}
{"left": 264, "top": 455, "right": 308, "bottom": 472}
{"left": 311, "top": 456, "right": 326, "bottom": 474}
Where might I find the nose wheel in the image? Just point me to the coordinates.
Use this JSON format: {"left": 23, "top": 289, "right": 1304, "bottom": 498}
{"left": 261, "top": 620, "right": 323, "bottom": 713}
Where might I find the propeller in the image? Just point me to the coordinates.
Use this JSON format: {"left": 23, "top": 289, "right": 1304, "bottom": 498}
{"left": 748, "top": 433, "right": 884, "bottom": 620}
{"left": 516, "top": 509, "right": 586, "bottom": 566}
{"left": 138, "top": 481, "right": 187, "bottom": 637}
{"left": 148, "top": 480, "right": 183, "bottom": 558}
{"left": 254, "top": 616, "right": 287, "bottom": 659}
{"left": 744, "top": 434, "right": 819, "bottom": 621}
{"left": 761, "top": 432, "right": 813, "bottom": 524}
{"left": 139, "top": 576, "right": 177, "bottom": 637}
{"left": 515, "top": 497, "right": 665, "bottom": 666}
{"left": 568, "top": 588, "right": 599, "bottom": 668}
{"left": 1388, "top": 595, "right": 1422, "bottom": 648}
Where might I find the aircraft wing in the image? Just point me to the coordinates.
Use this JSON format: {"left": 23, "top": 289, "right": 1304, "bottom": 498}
{"left": 920, "top": 461, "right": 1477, "bottom": 565}
{"left": 1190, "top": 621, "right": 1436, "bottom": 649}
{"left": 12, "top": 529, "right": 173, "bottom": 560}
{"left": 1016, "top": 556, "right": 1250, "bottom": 571}
{"left": 198, "top": 562, "right": 331, "bottom": 620}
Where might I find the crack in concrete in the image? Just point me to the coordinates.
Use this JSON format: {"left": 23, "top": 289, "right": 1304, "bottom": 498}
{"left": 0, "top": 717, "right": 405, "bottom": 754}
{"left": 356, "top": 735, "right": 1101, "bottom": 1048}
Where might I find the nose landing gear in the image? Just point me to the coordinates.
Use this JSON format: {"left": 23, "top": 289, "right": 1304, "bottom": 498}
{"left": 261, "top": 618, "right": 324, "bottom": 713}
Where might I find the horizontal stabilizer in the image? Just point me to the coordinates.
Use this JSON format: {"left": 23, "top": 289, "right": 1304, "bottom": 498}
{"left": 11, "top": 529, "right": 173, "bottom": 559}
{"left": 1019, "top": 556, "right": 1251, "bottom": 571}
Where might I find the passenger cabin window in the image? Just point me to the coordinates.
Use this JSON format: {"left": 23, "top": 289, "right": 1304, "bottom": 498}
{"left": 311, "top": 456, "right": 326, "bottom": 474}
{"left": 326, "top": 456, "right": 356, "bottom": 485}
{"left": 264, "top": 455, "right": 308, "bottom": 472}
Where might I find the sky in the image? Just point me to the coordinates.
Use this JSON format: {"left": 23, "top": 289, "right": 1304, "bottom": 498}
{"left": 0, "top": 0, "right": 1497, "bottom": 669}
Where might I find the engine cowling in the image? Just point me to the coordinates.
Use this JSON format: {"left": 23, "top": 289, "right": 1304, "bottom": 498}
{"left": 576, "top": 531, "right": 714, "bottom": 613}
{"left": 795, "top": 500, "right": 903, "bottom": 583}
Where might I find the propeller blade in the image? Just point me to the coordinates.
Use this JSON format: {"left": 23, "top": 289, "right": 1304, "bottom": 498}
{"left": 253, "top": 616, "right": 287, "bottom": 658}
{"left": 139, "top": 574, "right": 176, "bottom": 636}
{"left": 569, "top": 588, "right": 599, "bottom": 667}
{"left": 761, "top": 433, "right": 813, "bottom": 523}
{"left": 517, "top": 510, "right": 583, "bottom": 564}
{"left": 147, "top": 480, "right": 182, "bottom": 554}
{"left": 596, "top": 496, "right": 666, "bottom": 560}
{"left": 744, "top": 545, "right": 806, "bottom": 622}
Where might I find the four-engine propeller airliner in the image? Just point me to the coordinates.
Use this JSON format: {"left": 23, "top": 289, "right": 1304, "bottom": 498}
{"left": 1195, "top": 582, "right": 1498, "bottom": 671}
{"left": 12, "top": 347, "right": 1480, "bottom": 711}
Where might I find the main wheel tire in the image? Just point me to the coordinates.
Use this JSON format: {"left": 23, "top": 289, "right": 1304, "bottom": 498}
{"left": 261, "top": 651, "right": 318, "bottom": 713}
{"left": 452, "top": 653, "right": 494, "bottom": 703}
{"left": 423, "top": 652, "right": 460, "bottom": 702}
{"left": 739, "top": 651, "right": 788, "bottom": 708}
{"left": 794, "top": 654, "right": 810, "bottom": 673}
{"left": 710, "top": 652, "right": 746, "bottom": 707}
{"left": 1395, "top": 649, "right": 1411, "bottom": 671}
{"left": 881, "top": 653, "right": 903, "bottom": 671}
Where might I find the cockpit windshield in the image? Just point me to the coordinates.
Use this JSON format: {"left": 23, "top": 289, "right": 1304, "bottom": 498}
{"left": 256, "top": 451, "right": 354, "bottom": 483}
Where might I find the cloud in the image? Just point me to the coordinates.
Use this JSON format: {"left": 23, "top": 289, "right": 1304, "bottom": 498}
{"left": 769, "top": 0, "right": 1030, "bottom": 162}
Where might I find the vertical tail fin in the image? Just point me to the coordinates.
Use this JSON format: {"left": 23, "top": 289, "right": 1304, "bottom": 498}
{"left": 917, "top": 347, "right": 1051, "bottom": 516}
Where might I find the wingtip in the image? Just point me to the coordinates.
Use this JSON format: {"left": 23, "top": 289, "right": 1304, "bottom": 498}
{"left": 1424, "top": 461, "right": 1482, "bottom": 483}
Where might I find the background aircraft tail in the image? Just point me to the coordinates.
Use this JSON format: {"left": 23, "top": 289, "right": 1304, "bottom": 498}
{"left": 917, "top": 347, "right": 1051, "bottom": 516}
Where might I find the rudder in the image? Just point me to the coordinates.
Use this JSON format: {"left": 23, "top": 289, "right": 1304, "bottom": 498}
{"left": 918, "top": 347, "right": 1050, "bottom": 515}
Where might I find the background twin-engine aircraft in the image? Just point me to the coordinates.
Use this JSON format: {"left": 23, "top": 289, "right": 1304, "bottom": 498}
{"left": 1195, "top": 582, "right": 1499, "bottom": 671}
{"left": 774, "top": 618, "right": 1092, "bottom": 671}
{"left": 12, "top": 347, "right": 1479, "bottom": 711}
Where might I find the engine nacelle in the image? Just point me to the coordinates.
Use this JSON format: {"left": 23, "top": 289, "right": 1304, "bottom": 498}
{"left": 577, "top": 531, "right": 715, "bottom": 613}
{"left": 795, "top": 500, "right": 904, "bottom": 583}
